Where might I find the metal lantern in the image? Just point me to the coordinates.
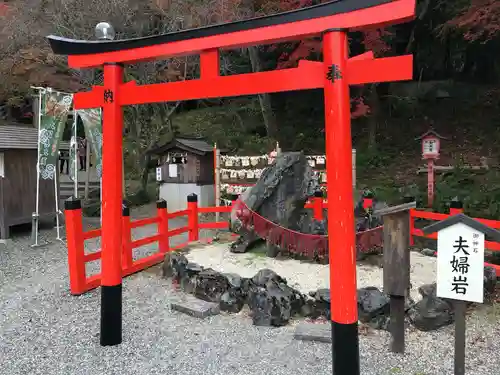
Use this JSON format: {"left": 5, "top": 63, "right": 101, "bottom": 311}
{"left": 95, "top": 22, "right": 116, "bottom": 41}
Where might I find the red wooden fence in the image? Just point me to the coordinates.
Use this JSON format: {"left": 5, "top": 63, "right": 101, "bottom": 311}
{"left": 410, "top": 207, "right": 500, "bottom": 275}
{"left": 65, "top": 195, "right": 379, "bottom": 295}
{"left": 67, "top": 196, "right": 500, "bottom": 296}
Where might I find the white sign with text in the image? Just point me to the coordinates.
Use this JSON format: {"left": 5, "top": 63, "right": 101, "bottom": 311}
{"left": 168, "top": 164, "right": 178, "bottom": 178}
{"left": 422, "top": 138, "right": 439, "bottom": 155}
{"left": 436, "top": 222, "right": 485, "bottom": 303}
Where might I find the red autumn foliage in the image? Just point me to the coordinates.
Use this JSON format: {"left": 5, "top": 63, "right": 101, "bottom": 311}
{"left": 361, "top": 29, "right": 392, "bottom": 56}
{"left": 260, "top": 1, "right": 392, "bottom": 120}
{"left": 351, "top": 97, "right": 370, "bottom": 118}
{"left": 445, "top": 0, "right": 500, "bottom": 41}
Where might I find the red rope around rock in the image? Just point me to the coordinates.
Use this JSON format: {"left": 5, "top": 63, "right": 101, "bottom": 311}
{"left": 234, "top": 200, "right": 383, "bottom": 260}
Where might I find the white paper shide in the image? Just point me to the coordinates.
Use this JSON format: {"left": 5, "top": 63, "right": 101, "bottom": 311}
{"left": 436, "top": 222, "right": 485, "bottom": 303}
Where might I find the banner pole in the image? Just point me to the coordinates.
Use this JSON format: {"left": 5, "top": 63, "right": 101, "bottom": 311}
{"left": 84, "top": 138, "right": 90, "bottom": 199}
{"left": 32, "top": 88, "right": 43, "bottom": 247}
{"left": 54, "top": 161, "right": 62, "bottom": 241}
{"left": 214, "top": 143, "right": 220, "bottom": 225}
{"left": 73, "top": 110, "right": 79, "bottom": 198}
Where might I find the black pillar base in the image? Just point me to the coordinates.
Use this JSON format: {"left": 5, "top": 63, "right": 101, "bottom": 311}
{"left": 331, "top": 321, "right": 360, "bottom": 375}
{"left": 100, "top": 284, "right": 122, "bottom": 346}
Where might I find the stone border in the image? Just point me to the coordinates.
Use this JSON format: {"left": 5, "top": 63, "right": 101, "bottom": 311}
{"left": 161, "top": 251, "right": 498, "bottom": 331}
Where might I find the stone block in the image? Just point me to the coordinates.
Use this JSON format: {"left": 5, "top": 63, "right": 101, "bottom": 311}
{"left": 293, "top": 322, "right": 331, "bottom": 343}
{"left": 171, "top": 296, "right": 220, "bottom": 319}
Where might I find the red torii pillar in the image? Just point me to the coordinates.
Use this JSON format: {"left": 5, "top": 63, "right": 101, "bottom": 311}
{"left": 99, "top": 63, "right": 124, "bottom": 345}
{"left": 47, "top": 1, "right": 416, "bottom": 373}
{"left": 323, "top": 29, "right": 359, "bottom": 372}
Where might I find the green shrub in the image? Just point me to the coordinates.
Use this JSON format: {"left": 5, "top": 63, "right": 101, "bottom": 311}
{"left": 125, "top": 189, "right": 151, "bottom": 207}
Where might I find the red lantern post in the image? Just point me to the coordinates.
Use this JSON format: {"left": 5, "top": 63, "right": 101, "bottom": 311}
{"left": 416, "top": 129, "right": 446, "bottom": 207}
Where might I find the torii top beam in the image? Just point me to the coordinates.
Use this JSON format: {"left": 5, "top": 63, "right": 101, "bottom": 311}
{"left": 48, "top": 0, "right": 416, "bottom": 69}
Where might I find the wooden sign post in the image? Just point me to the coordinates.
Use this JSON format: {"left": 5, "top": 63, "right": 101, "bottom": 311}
{"left": 214, "top": 144, "right": 221, "bottom": 225}
{"left": 374, "top": 200, "right": 416, "bottom": 354}
{"left": 415, "top": 129, "right": 447, "bottom": 208}
{"left": 422, "top": 213, "right": 500, "bottom": 375}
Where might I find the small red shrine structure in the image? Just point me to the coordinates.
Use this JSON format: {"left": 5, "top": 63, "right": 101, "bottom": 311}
{"left": 47, "top": 1, "right": 416, "bottom": 374}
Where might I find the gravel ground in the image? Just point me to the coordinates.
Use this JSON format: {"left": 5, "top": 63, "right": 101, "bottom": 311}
{"left": 0, "top": 206, "right": 499, "bottom": 375}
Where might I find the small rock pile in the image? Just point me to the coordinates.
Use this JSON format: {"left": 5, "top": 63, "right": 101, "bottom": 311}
{"left": 162, "top": 252, "right": 498, "bottom": 330}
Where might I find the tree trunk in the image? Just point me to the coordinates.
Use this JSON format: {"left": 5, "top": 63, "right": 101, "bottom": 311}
{"left": 405, "top": 0, "right": 432, "bottom": 54}
{"left": 367, "top": 84, "right": 381, "bottom": 151}
{"left": 248, "top": 46, "right": 278, "bottom": 138}
{"left": 140, "top": 153, "right": 151, "bottom": 192}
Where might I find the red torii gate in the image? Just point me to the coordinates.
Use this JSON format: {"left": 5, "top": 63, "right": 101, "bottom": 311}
{"left": 48, "top": 1, "right": 415, "bottom": 374}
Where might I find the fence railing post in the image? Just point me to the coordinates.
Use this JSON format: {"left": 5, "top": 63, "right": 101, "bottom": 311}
{"left": 121, "top": 204, "right": 133, "bottom": 271}
{"left": 313, "top": 190, "right": 324, "bottom": 220}
{"left": 404, "top": 196, "right": 416, "bottom": 246}
{"left": 64, "top": 198, "right": 86, "bottom": 295}
{"left": 157, "top": 199, "right": 170, "bottom": 253}
{"left": 362, "top": 191, "right": 374, "bottom": 212}
{"left": 230, "top": 194, "right": 239, "bottom": 205}
{"left": 449, "top": 200, "right": 464, "bottom": 215}
{"left": 374, "top": 200, "right": 416, "bottom": 355}
{"left": 187, "top": 193, "right": 199, "bottom": 242}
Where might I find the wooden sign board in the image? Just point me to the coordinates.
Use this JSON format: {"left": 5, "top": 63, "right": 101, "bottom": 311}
{"left": 437, "top": 222, "right": 485, "bottom": 303}
{"left": 423, "top": 213, "right": 500, "bottom": 375}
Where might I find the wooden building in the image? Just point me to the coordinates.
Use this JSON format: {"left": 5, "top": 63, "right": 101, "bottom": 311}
{"left": 149, "top": 137, "right": 222, "bottom": 211}
{"left": 0, "top": 125, "right": 69, "bottom": 239}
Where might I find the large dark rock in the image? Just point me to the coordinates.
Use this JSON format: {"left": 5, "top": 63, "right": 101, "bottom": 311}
{"left": 251, "top": 269, "right": 287, "bottom": 287}
{"left": 193, "top": 268, "right": 230, "bottom": 303}
{"left": 247, "top": 269, "right": 306, "bottom": 327}
{"left": 162, "top": 252, "right": 189, "bottom": 281}
{"left": 306, "top": 287, "right": 392, "bottom": 327}
{"left": 296, "top": 210, "right": 327, "bottom": 235}
{"left": 407, "top": 283, "right": 455, "bottom": 331}
{"left": 228, "top": 153, "right": 386, "bottom": 259}
{"left": 229, "top": 232, "right": 261, "bottom": 253}
{"left": 357, "top": 287, "right": 390, "bottom": 323}
{"left": 306, "top": 288, "right": 331, "bottom": 319}
{"left": 180, "top": 262, "right": 204, "bottom": 293}
{"left": 230, "top": 152, "right": 319, "bottom": 253}
{"left": 247, "top": 285, "right": 274, "bottom": 326}
{"left": 220, "top": 273, "right": 248, "bottom": 313}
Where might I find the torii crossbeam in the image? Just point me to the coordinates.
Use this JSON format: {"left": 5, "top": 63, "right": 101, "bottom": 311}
{"left": 47, "top": 1, "right": 416, "bottom": 374}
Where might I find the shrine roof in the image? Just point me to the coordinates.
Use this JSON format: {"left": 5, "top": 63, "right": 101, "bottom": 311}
{"left": 415, "top": 129, "right": 448, "bottom": 141}
{"left": 148, "top": 136, "right": 224, "bottom": 156}
{"left": 0, "top": 124, "right": 70, "bottom": 151}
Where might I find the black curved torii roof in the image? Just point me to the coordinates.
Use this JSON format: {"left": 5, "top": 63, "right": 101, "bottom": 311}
{"left": 48, "top": 0, "right": 402, "bottom": 56}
